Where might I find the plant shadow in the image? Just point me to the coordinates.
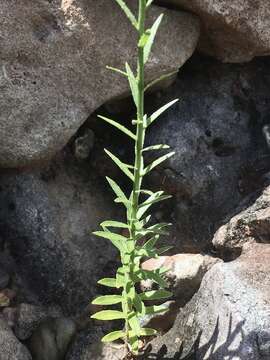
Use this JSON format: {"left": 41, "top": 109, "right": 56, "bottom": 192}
{"left": 138, "top": 315, "right": 247, "bottom": 360}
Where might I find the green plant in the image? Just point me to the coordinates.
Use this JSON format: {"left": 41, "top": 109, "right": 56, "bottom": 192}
{"left": 91, "top": 0, "right": 178, "bottom": 355}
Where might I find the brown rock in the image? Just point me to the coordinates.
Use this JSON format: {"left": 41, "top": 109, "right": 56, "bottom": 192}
{"left": 0, "top": 0, "right": 199, "bottom": 168}
{"left": 160, "top": 0, "right": 270, "bottom": 62}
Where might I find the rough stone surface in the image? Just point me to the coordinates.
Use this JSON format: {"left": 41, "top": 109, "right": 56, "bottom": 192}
{"left": 14, "top": 303, "right": 62, "bottom": 340}
{"left": 141, "top": 254, "right": 220, "bottom": 306}
{"left": 0, "top": 0, "right": 199, "bottom": 168}
{"left": 213, "top": 185, "right": 270, "bottom": 256}
{"left": 0, "top": 317, "right": 32, "bottom": 360}
{"left": 144, "top": 56, "right": 270, "bottom": 252}
{"left": 0, "top": 267, "right": 10, "bottom": 290}
{"left": 160, "top": 0, "right": 270, "bottom": 62}
{"left": 147, "top": 243, "right": 270, "bottom": 359}
{"left": 0, "top": 150, "right": 121, "bottom": 314}
{"left": 28, "top": 317, "right": 77, "bottom": 360}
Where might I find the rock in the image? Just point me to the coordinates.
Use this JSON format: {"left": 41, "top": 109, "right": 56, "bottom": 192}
{"left": 0, "top": 267, "right": 10, "bottom": 289}
{"left": 0, "top": 151, "right": 121, "bottom": 314}
{"left": 160, "top": 0, "right": 270, "bottom": 62}
{"left": 2, "top": 307, "right": 17, "bottom": 328}
{"left": 28, "top": 317, "right": 77, "bottom": 360}
{"left": 213, "top": 185, "right": 270, "bottom": 257}
{"left": 144, "top": 56, "right": 270, "bottom": 252}
{"left": 74, "top": 129, "right": 95, "bottom": 160}
{"left": 0, "top": 317, "right": 32, "bottom": 360}
{"left": 147, "top": 243, "right": 270, "bottom": 359}
{"left": 141, "top": 254, "right": 221, "bottom": 306}
{"left": 0, "top": 0, "right": 199, "bottom": 168}
{"left": 14, "top": 303, "right": 62, "bottom": 341}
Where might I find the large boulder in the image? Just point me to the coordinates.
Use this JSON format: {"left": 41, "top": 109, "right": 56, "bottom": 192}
{"left": 0, "top": 0, "right": 199, "bottom": 168}
{"left": 213, "top": 185, "right": 270, "bottom": 257}
{"left": 0, "top": 149, "right": 121, "bottom": 314}
{"left": 148, "top": 243, "right": 270, "bottom": 359}
{"left": 159, "top": 0, "right": 270, "bottom": 62}
{"left": 144, "top": 56, "right": 270, "bottom": 252}
{"left": 0, "top": 317, "right": 32, "bottom": 360}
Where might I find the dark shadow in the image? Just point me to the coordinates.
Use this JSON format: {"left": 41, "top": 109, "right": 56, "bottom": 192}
{"left": 138, "top": 315, "right": 247, "bottom": 359}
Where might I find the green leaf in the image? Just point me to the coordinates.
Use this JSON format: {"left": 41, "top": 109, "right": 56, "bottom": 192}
{"left": 98, "top": 115, "right": 136, "bottom": 141}
{"left": 142, "top": 144, "right": 170, "bottom": 152}
{"left": 105, "top": 149, "right": 134, "bottom": 181}
{"left": 93, "top": 231, "right": 127, "bottom": 252}
{"left": 106, "top": 177, "right": 128, "bottom": 207}
{"left": 139, "top": 269, "right": 168, "bottom": 288}
{"left": 157, "top": 245, "right": 173, "bottom": 255}
{"left": 143, "top": 151, "right": 175, "bottom": 175}
{"left": 145, "top": 70, "right": 178, "bottom": 92}
{"left": 98, "top": 278, "right": 117, "bottom": 288}
{"left": 129, "top": 333, "right": 139, "bottom": 354}
{"left": 146, "top": 0, "right": 154, "bottom": 7}
{"left": 116, "top": 267, "right": 125, "bottom": 288}
{"left": 144, "top": 14, "right": 164, "bottom": 64}
{"left": 143, "top": 235, "right": 160, "bottom": 251}
{"left": 91, "top": 310, "right": 125, "bottom": 321}
{"left": 140, "top": 328, "right": 157, "bottom": 336}
{"left": 145, "top": 304, "right": 168, "bottom": 315}
{"left": 106, "top": 65, "right": 127, "bottom": 77}
{"left": 128, "top": 312, "right": 141, "bottom": 337}
{"left": 102, "top": 330, "right": 125, "bottom": 343}
{"left": 92, "top": 295, "right": 123, "bottom": 305}
{"left": 114, "top": 0, "right": 138, "bottom": 29}
{"left": 140, "top": 290, "right": 172, "bottom": 301}
{"left": 125, "top": 62, "right": 138, "bottom": 107}
{"left": 137, "top": 191, "right": 172, "bottom": 219}
{"left": 101, "top": 220, "right": 129, "bottom": 229}
{"left": 146, "top": 99, "right": 179, "bottom": 128}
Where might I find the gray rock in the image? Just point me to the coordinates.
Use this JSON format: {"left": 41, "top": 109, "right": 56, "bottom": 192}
{"left": 0, "top": 317, "right": 32, "bottom": 360}
{"left": 145, "top": 56, "right": 270, "bottom": 252}
{"left": 213, "top": 185, "right": 270, "bottom": 257}
{"left": 28, "top": 317, "right": 76, "bottom": 360}
{"left": 0, "top": 152, "right": 121, "bottom": 314}
{"left": 0, "top": 267, "right": 10, "bottom": 289}
{"left": 160, "top": 0, "right": 270, "bottom": 62}
{"left": 0, "top": 0, "right": 199, "bottom": 168}
{"left": 148, "top": 243, "right": 270, "bottom": 359}
{"left": 14, "top": 303, "right": 62, "bottom": 341}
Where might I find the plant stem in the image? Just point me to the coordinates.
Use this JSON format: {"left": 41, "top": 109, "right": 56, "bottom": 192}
{"left": 125, "top": 0, "right": 147, "bottom": 347}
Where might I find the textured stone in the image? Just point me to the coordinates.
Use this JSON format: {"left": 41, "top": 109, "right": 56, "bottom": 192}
{"left": 147, "top": 243, "right": 270, "bottom": 359}
{"left": 160, "top": 0, "right": 270, "bottom": 62}
{"left": 0, "top": 317, "right": 32, "bottom": 360}
{"left": 0, "top": 0, "right": 199, "bottom": 168}
{"left": 0, "top": 150, "right": 121, "bottom": 314}
{"left": 143, "top": 56, "right": 270, "bottom": 252}
{"left": 213, "top": 185, "right": 270, "bottom": 256}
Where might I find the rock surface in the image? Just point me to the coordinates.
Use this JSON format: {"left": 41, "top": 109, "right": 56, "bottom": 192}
{"left": 144, "top": 56, "right": 270, "bottom": 252}
{"left": 213, "top": 185, "right": 270, "bottom": 257}
{"left": 147, "top": 243, "right": 270, "bottom": 359}
{"left": 0, "top": 317, "right": 32, "bottom": 360}
{"left": 0, "top": 0, "right": 199, "bottom": 168}
{"left": 0, "top": 150, "right": 121, "bottom": 314}
{"left": 142, "top": 254, "right": 220, "bottom": 306}
{"left": 160, "top": 0, "right": 270, "bottom": 62}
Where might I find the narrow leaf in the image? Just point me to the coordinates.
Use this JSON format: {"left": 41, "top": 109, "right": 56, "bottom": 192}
{"left": 101, "top": 220, "right": 129, "bottom": 229}
{"left": 92, "top": 295, "right": 123, "bottom": 305}
{"left": 157, "top": 245, "right": 173, "bottom": 255}
{"left": 143, "top": 151, "right": 175, "bottom": 175}
{"left": 106, "top": 65, "right": 127, "bottom": 77}
{"left": 98, "top": 115, "right": 136, "bottom": 140}
{"left": 142, "top": 144, "right": 170, "bottom": 152}
{"left": 144, "top": 14, "right": 164, "bottom": 64}
{"left": 106, "top": 177, "right": 128, "bottom": 207}
{"left": 91, "top": 310, "right": 125, "bottom": 321}
{"left": 102, "top": 330, "right": 125, "bottom": 343}
{"left": 98, "top": 278, "right": 117, "bottom": 288}
{"left": 93, "top": 231, "right": 127, "bottom": 252}
{"left": 146, "top": 99, "right": 179, "bottom": 128}
{"left": 114, "top": 0, "right": 138, "bottom": 29}
{"left": 145, "top": 304, "right": 168, "bottom": 315}
{"left": 146, "top": 0, "right": 154, "bottom": 7}
{"left": 125, "top": 62, "right": 138, "bottom": 107}
{"left": 145, "top": 71, "right": 178, "bottom": 92}
{"left": 140, "top": 290, "right": 172, "bottom": 301}
{"left": 105, "top": 149, "right": 134, "bottom": 181}
{"left": 128, "top": 312, "right": 141, "bottom": 337}
{"left": 140, "top": 328, "right": 157, "bottom": 336}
